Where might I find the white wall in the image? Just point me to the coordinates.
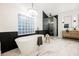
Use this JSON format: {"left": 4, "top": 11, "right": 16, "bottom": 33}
{"left": 58, "top": 8, "right": 79, "bottom": 38}
{"left": 0, "top": 3, "right": 43, "bottom": 32}
{"left": 0, "top": 4, "right": 18, "bottom": 32}
{"left": 34, "top": 4, "right": 43, "bottom": 30}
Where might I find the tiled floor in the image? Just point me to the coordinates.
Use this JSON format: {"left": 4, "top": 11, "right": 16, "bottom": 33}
{"left": 1, "top": 38, "right": 79, "bottom": 56}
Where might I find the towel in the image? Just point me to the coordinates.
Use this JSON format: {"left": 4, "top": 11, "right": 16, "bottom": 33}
{"left": 37, "top": 36, "right": 43, "bottom": 46}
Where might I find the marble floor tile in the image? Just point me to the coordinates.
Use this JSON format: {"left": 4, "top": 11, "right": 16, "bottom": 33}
{"left": 1, "top": 38, "right": 79, "bottom": 56}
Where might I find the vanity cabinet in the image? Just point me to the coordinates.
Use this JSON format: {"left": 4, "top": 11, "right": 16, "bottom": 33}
{"left": 62, "top": 30, "right": 79, "bottom": 39}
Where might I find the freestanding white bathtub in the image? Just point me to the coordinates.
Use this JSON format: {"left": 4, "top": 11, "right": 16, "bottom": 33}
{"left": 15, "top": 34, "right": 44, "bottom": 56}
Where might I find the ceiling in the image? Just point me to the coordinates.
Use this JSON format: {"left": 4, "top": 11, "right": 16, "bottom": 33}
{"left": 34, "top": 3, "right": 79, "bottom": 16}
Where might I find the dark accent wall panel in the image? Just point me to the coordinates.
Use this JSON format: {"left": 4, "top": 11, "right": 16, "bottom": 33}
{"left": 36, "top": 30, "right": 43, "bottom": 34}
{"left": 0, "top": 32, "right": 18, "bottom": 53}
{"left": 18, "top": 33, "right": 36, "bottom": 37}
{"left": 36, "top": 30, "right": 48, "bottom": 35}
{"left": 54, "top": 15, "right": 58, "bottom": 36}
{"left": 43, "top": 11, "right": 48, "bottom": 18}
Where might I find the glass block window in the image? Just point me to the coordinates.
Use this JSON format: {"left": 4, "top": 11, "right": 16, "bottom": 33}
{"left": 18, "top": 14, "right": 36, "bottom": 35}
